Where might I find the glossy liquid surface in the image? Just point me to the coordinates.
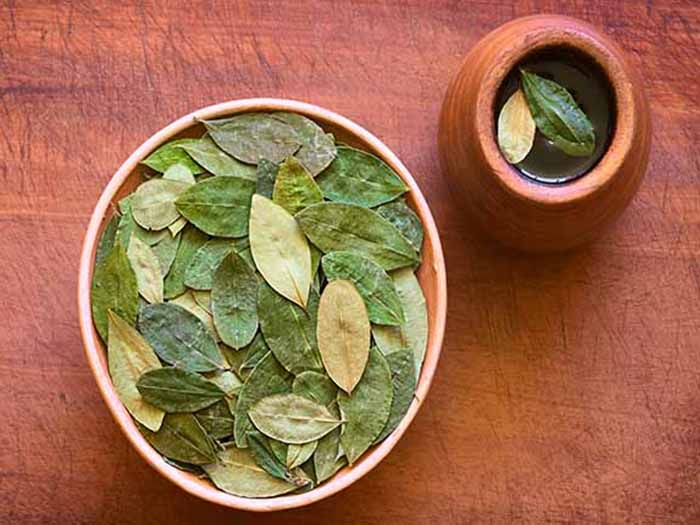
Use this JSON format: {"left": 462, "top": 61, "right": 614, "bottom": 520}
{"left": 495, "top": 48, "right": 616, "bottom": 184}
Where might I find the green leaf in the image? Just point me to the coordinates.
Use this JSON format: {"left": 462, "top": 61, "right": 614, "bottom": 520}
{"left": 107, "top": 311, "right": 164, "bottom": 431}
{"left": 257, "top": 282, "right": 322, "bottom": 375}
{"left": 246, "top": 431, "right": 311, "bottom": 488}
{"left": 271, "top": 112, "right": 337, "bottom": 176}
{"left": 163, "top": 225, "right": 208, "bottom": 299}
{"left": 314, "top": 403, "right": 346, "bottom": 483}
{"left": 127, "top": 236, "right": 163, "bottom": 304}
{"left": 202, "top": 113, "right": 302, "bottom": 164}
{"left": 212, "top": 251, "right": 259, "bottom": 349}
{"left": 223, "top": 332, "right": 270, "bottom": 381}
{"left": 317, "top": 146, "right": 407, "bottom": 207}
{"left": 177, "top": 135, "right": 257, "bottom": 180}
{"left": 374, "top": 349, "right": 416, "bottom": 443}
{"left": 137, "top": 367, "right": 225, "bottom": 412}
{"left": 150, "top": 230, "right": 181, "bottom": 277}
{"left": 91, "top": 243, "right": 139, "bottom": 341}
{"left": 255, "top": 159, "right": 279, "bottom": 198}
{"left": 194, "top": 400, "right": 234, "bottom": 440}
{"left": 141, "top": 413, "right": 217, "bottom": 465}
{"left": 338, "top": 347, "right": 393, "bottom": 464}
{"left": 520, "top": 70, "right": 595, "bottom": 157}
{"left": 249, "top": 393, "right": 342, "bottom": 444}
{"left": 317, "top": 280, "right": 371, "bottom": 394}
{"left": 163, "top": 163, "right": 196, "bottom": 185}
{"left": 204, "top": 445, "right": 302, "bottom": 497}
{"left": 233, "top": 352, "right": 292, "bottom": 447}
{"left": 138, "top": 303, "right": 228, "bottom": 372}
{"left": 184, "top": 238, "right": 250, "bottom": 291}
{"left": 141, "top": 138, "right": 204, "bottom": 174}
{"left": 372, "top": 268, "right": 428, "bottom": 376}
{"left": 175, "top": 176, "right": 255, "bottom": 238}
{"left": 131, "top": 178, "right": 190, "bottom": 231}
{"left": 169, "top": 290, "right": 219, "bottom": 342}
{"left": 374, "top": 198, "right": 424, "bottom": 253}
{"left": 292, "top": 371, "right": 338, "bottom": 407}
{"left": 249, "top": 195, "right": 312, "bottom": 308}
{"left": 287, "top": 441, "right": 317, "bottom": 469}
{"left": 95, "top": 214, "right": 119, "bottom": 265}
{"left": 272, "top": 156, "right": 323, "bottom": 214}
{"left": 296, "top": 202, "right": 419, "bottom": 271}
{"left": 322, "top": 251, "right": 404, "bottom": 326}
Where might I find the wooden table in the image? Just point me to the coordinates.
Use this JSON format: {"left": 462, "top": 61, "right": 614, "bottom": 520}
{"left": 2, "top": 1, "right": 699, "bottom": 523}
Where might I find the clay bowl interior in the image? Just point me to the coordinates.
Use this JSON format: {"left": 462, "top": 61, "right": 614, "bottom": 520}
{"left": 439, "top": 15, "right": 651, "bottom": 252}
{"left": 77, "top": 99, "right": 447, "bottom": 512}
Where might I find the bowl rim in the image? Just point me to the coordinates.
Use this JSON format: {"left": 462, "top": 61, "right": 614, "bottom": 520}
{"left": 475, "top": 15, "right": 638, "bottom": 206}
{"left": 77, "top": 98, "right": 447, "bottom": 512}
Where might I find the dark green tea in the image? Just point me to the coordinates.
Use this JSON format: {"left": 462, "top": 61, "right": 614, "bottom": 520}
{"left": 495, "top": 48, "right": 616, "bottom": 184}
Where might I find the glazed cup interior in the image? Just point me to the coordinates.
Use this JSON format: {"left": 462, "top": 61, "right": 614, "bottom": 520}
{"left": 77, "top": 98, "right": 447, "bottom": 512}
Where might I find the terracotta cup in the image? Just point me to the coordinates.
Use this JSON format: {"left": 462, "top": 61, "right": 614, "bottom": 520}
{"left": 439, "top": 15, "right": 651, "bottom": 252}
{"left": 77, "top": 99, "right": 447, "bottom": 512}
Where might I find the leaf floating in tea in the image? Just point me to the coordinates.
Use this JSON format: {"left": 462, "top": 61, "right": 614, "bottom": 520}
{"left": 141, "top": 413, "right": 217, "bottom": 465}
{"left": 317, "top": 280, "right": 371, "bottom": 393}
{"left": 203, "top": 113, "right": 302, "bottom": 164}
{"left": 162, "top": 163, "right": 196, "bottom": 185}
{"left": 296, "top": 202, "right": 419, "bottom": 271}
{"left": 374, "top": 349, "right": 416, "bottom": 443}
{"left": 249, "top": 393, "right": 342, "bottom": 444}
{"left": 255, "top": 159, "right": 279, "bottom": 198}
{"left": 177, "top": 135, "right": 257, "bottom": 180}
{"left": 208, "top": 441, "right": 304, "bottom": 497}
{"left": 107, "top": 311, "right": 164, "bottom": 431}
{"left": 131, "top": 178, "right": 189, "bottom": 231}
{"left": 163, "top": 225, "right": 208, "bottom": 299}
{"left": 194, "top": 400, "right": 234, "bottom": 440}
{"left": 127, "top": 236, "right": 164, "bottom": 304}
{"left": 175, "top": 176, "right": 255, "bottom": 238}
{"left": 287, "top": 441, "right": 318, "bottom": 470}
{"left": 497, "top": 88, "right": 536, "bottom": 164}
{"left": 292, "top": 370, "right": 338, "bottom": 407}
{"left": 272, "top": 156, "right": 323, "bottom": 215}
{"left": 136, "top": 367, "right": 225, "bottom": 412}
{"left": 212, "top": 251, "right": 258, "bottom": 349}
{"left": 322, "top": 251, "right": 404, "bottom": 326}
{"left": 141, "top": 138, "right": 204, "bottom": 174}
{"left": 249, "top": 195, "right": 311, "bottom": 308}
{"left": 138, "top": 303, "right": 228, "bottom": 372}
{"left": 338, "top": 347, "right": 393, "bottom": 464}
{"left": 91, "top": 243, "right": 139, "bottom": 341}
{"left": 257, "top": 282, "right": 322, "bottom": 375}
{"left": 272, "top": 112, "right": 337, "bottom": 176}
{"left": 372, "top": 268, "right": 428, "bottom": 376}
{"left": 316, "top": 146, "right": 407, "bottom": 207}
{"left": 520, "top": 70, "right": 595, "bottom": 157}
{"left": 374, "top": 198, "right": 424, "bottom": 253}
{"left": 233, "top": 351, "right": 292, "bottom": 447}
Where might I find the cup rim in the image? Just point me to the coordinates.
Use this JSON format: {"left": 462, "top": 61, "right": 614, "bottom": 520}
{"left": 77, "top": 98, "right": 447, "bottom": 512}
{"left": 475, "top": 16, "right": 637, "bottom": 206}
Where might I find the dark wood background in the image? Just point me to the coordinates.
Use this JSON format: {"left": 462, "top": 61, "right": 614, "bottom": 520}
{"left": 2, "top": 1, "right": 700, "bottom": 523}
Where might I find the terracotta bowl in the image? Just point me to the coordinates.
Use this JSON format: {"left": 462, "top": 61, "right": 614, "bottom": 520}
{"left": 77, "top": 99, "right": 447, "bottom": 512}
{"left": 439, "top": 15, "right": 651, "bottom": 252}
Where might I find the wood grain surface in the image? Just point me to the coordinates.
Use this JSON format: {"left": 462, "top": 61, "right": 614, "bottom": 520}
{"left": 2, "top": 1, "right": 699, "bottom": 523}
